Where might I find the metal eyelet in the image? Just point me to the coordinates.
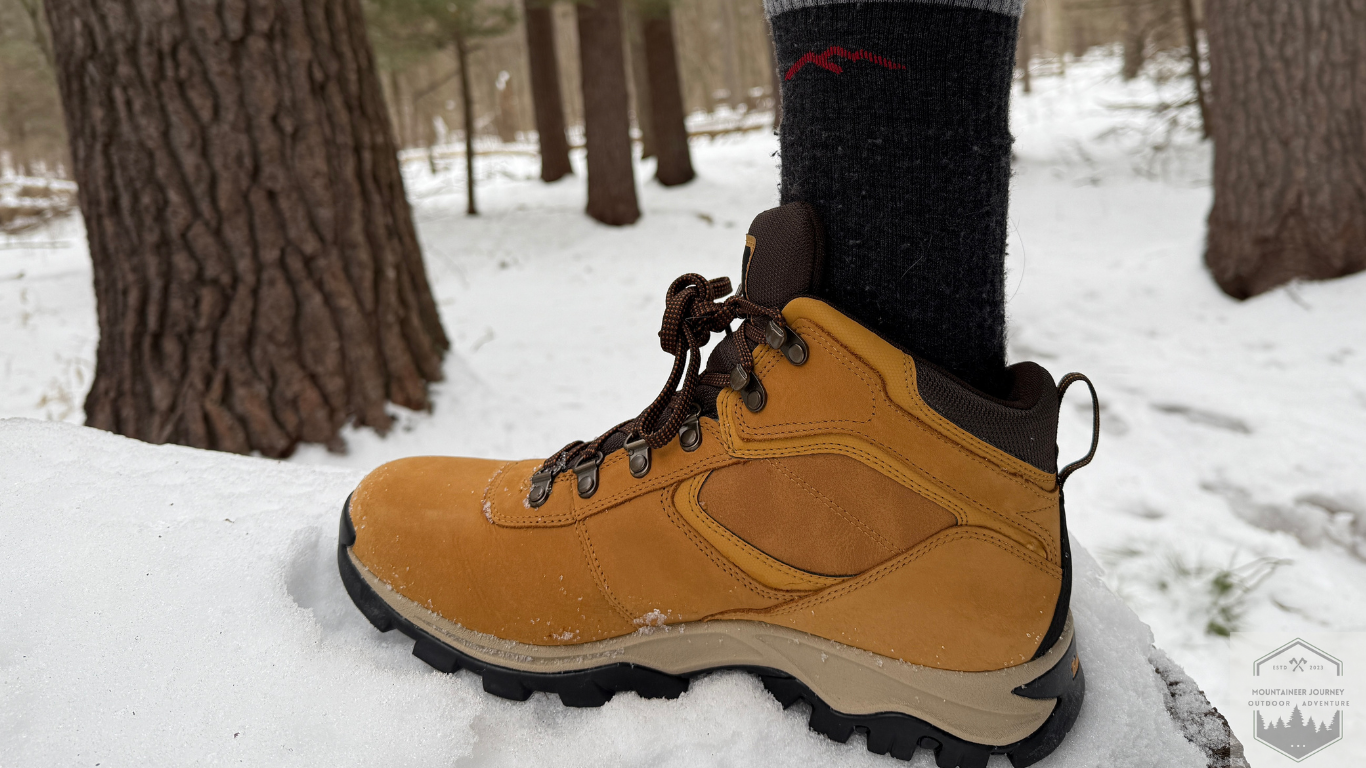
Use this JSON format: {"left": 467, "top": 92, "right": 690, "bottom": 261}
{"left": 678, "top": 404, "right": 703, "bottom": 452}
{"left": 730, "top": 365, "right": 767, "bottom": 412}
{"left": 625, "top": 437, "right": 651, "bottom": 478}
{"left": 528, "top": 470, "right": 554, "bottom": 508}
{"left": 766, "top": 319, "right": 809, "bottom": 365}
{"left": 574, "top": 452, "right": 603, "bottom": 499}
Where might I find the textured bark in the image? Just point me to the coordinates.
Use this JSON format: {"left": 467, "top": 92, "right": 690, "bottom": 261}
{"left": 577, "top": 0, "right": 640, "bottom": 225}
{"left": 45, "top": 0, "right": 449, "bottom": 457}
{"left": 644, "top": 11, "right": 694, "bottom": 186}
{"left": 524, "top": 1, "right": 572, "bottom": 182}
{"left": 625, "top": 4, "right": 656, "bottom": 161}
{"left": 1205, "top": 0, "right": 1366, "bottom": 298}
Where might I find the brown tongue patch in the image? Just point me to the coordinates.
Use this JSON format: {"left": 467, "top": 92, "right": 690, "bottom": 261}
{"left": 697, "top": 203, "right": 826, "bottom": 416}
{"left": 739, "top": 202, "right": 826, "bottom": 309}
{"left": 591, "top": 204, "right": 830, "bottom": 454}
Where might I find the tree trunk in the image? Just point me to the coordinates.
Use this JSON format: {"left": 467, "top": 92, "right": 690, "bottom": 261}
{"left": 1121, "top": 2, "right": 1145, "bottom": 80}
{"left": 576, "top": 0, "right": 641, "bottom": 225}
{"left": 496, "top": 74, "right": 518, "bottom": 145}
{"left": 45, "top": 0, "right": 449, "bottom": 457}
{"left": 1204, "top": 0, "right": 1366, "bottom": 298}
{"left": 644, "top": 11, "right": 695, "bottom": 187}
{"left": 1179, "top": 0, "right": 1209, "bottom": 139}
{"left": 456, "top": 34, "right": 478, "bottom": 216}
{"left": 625, "top": 3, "right": 656, "bottom": 161}
{"left": 1018, "top": 1, "right": 1034, "bottom": 94}
{"left": 767, "top": 18, "right": 782, "bottom": 129}
{"left": 524, "top": 1, "right": 573, "bottom": 182}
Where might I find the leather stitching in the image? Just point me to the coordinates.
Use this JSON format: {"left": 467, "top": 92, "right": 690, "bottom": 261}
{"left": 724, "top": 439, "right": 972, "bottom": 527}
{"left": 571, "top": 419, "right": 739, "bottom": 520}
{"left": 742, "top": 317, "right": 1053, "bottom": 507}
{"left": 1011, "top": 501, "right": 1060, "bottom": 563}
{"left": 766, "top": 458, "right": 899, "bottom": 554}
{"left": 903, "top": 356, "right": 1057, "bottom": 491}
{"left": 574, "top": 517, "right": 638, "bottom": 624}
{"left": 662, "top": 483, "right": 802, "bottom": 602}
{"left": 761, "top": 528, "right": 1061, "bottom": 617}
{"left": 684, "top": 473, "right": 844, "bottom": 590}
{"left": 743, "top": 326, "right": 878, "bottom": 433}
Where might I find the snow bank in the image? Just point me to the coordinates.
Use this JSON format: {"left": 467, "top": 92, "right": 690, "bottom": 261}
{"left": 1, "top": 418, "right": 1236, "bottom": 765}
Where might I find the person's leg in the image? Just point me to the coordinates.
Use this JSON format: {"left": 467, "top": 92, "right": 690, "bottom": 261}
{"left": 768, "top": 0, "right": 1019, "bottom": 396}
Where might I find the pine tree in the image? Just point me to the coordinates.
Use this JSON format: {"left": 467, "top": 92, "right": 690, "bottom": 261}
{"left": 369, "top": 0, "right": 518, "bottom": 216}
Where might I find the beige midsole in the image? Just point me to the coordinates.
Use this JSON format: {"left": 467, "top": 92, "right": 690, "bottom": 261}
{"left": 349, "top": 549, "right": 1071, "bottom": 746}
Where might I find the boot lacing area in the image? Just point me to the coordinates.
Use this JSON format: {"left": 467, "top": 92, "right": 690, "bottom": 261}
{"left": 527, "top": 273, "right": 809, "bottom": 508}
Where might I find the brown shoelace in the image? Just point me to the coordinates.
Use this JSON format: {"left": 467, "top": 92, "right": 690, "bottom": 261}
{"left": 527, "top": 272, "right": 795, "bottom": 507}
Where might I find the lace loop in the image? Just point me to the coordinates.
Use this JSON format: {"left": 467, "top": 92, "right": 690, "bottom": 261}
{"left": 529, "top": 272, "right": 790, "bottom": 506}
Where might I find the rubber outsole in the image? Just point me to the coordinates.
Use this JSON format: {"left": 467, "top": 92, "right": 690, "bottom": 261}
{"left": 337, "top": 497, "right": 1084, "bottom": 768}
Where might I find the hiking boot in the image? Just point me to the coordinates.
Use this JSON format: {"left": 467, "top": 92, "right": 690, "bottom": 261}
{"left": 337, "top": 202, "right": 1097, "bottom": 768}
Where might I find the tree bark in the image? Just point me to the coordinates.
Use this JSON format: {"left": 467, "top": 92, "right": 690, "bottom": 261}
{"left": 625, "top": 3, "right": 656, "bottom": 161}
{"left": 455, "top": 34, "right": 478, "bottom": 216}
{"left": 1205, "top": 0, "right": 1366, "bottom": 298}
{"left": 1121, "top": 1, "right": 1145, "bottom": 80}
{"left": 643, "top": 11, "right": 694, "bottom": 186}
{"left": 767, "top": 19, "right": 782, "bottom": 129}
{"left": 576, "top": 0, "right": 641, "bottom": 225}
{"left": 1179, "top": 0, "right": 1209, "bottom": 139}
{"left": 45, "top": 0, "right": 449, "bottom": 457}
{"left": 524, "top": 1, "right": 573, "bottom": 182}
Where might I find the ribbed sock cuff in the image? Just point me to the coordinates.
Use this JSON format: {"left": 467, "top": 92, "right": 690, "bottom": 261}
{"left": 765, "top": 0, "right": 1024, "bottom": 20}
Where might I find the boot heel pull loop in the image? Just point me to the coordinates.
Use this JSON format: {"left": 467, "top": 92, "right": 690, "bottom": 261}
{"left": 1057, "top": 372, "right": 1099, "bottom": 488}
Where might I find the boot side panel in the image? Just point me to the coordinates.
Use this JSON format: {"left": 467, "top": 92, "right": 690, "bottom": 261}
{"left": 714, "top": 526, "right": 1062, "bottom": 672}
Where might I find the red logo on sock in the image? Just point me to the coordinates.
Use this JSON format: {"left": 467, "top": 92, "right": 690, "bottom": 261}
{"left": 785, "top": 46, "right": 906, "bottom": 80}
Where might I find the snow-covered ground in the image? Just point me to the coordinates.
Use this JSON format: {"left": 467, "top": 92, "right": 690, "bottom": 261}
{"left": 0, "top": 418, "right": 1221, "bottom": 766}
{"left": 2, "top": 52, "right": 1363, "bottom": 762}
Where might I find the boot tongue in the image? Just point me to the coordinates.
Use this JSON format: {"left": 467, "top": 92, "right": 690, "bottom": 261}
{"left": 737, "top": 202, "right": 826, "bottom": 309}
{"left": 696, "top": 203, "right": 826, "bottom": 414}
{"left": 598, "top": 203, "right": 829, "bottom": 454}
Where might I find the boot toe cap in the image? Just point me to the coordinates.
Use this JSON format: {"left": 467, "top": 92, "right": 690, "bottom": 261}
{"left": 346, "top": 456, "right": 632, "bottom": 644}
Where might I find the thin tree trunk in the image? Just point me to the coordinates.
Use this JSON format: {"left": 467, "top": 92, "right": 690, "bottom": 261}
{"left": 45, "top": 0, "right": 448, "bottom": 457}
{"left": 720, "top": 0, "right": 741, "bottom": 108}
{"left": 456, "top": 35, "right": 478, "bottom": 216}
{"left": 625, "top": 2, "right": 656, "bottom": 160}
{"left": 524, "top": 1, "right": 573, "bottom": 182}
{"left": 644, "top": 10, "right": 695, "bottom": 186}
{"left": 1204, "top": 0, "right": 1366, "bottom": 298}
{"left": 496, "top": 75, "right": 518, "bottom": 144}
{"left": 1121, "top": 2, "right": 1145, "bottom": 80}
{"left": 16, "top": 0, "right": 55, "bottom": 72}
{"left": 767, "top": 18, "right": 782, "bottom": 129}
{"left": 1179, "top": 0, "right": 1209, "bottom": 139}
{"left": 577, "top": 0, "right": 641, "bottom": 225}
{"left": 1018, "top": 1, "right": 1033, "bottom": 94}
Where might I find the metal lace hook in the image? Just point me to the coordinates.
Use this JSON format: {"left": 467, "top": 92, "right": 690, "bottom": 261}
{"left": 1057, "top": 372, "right": 1099, "bottom": 488}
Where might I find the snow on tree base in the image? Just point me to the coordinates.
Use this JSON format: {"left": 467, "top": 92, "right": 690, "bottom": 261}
{"left": 0, "top": 418, "right": 1240, "bottom": 766}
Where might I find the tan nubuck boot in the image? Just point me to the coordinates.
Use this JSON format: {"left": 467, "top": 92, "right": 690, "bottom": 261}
{"left": 338, "top": 203, "right": 1100, "bottom": 768}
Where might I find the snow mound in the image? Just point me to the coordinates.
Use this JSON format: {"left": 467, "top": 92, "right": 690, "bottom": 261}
{"left": 1, "top": 418, "right": 1238, "bottom": 765}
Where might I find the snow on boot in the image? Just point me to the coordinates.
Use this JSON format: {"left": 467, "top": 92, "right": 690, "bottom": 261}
{"left": 337, "top": 202, "right": 1097, "bottom": 767}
